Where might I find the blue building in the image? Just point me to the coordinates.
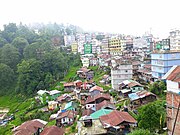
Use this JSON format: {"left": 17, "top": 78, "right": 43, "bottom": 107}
{"left": 151, "top": 52, "right": 180, "bottom": 80}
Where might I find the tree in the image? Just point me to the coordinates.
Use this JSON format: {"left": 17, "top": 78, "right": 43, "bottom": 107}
{"left": 16, "top": 59, "right": 42, "bottom": 95}
{"left": 0, "top": 44, "right": 20, "bottom": 69}
{"left": 2, "top": 23, "right": 17, "bottom": 43}
{"left": 128, "top": 129, "right": 153, "bottom": 135}
{"left": 137, "top": 100, "right": 166, "bottom": 133}
{"left": 11, "top": 37, "right": 29, "bottom": 58}
{"left": 0, "top": 37, "right": 8, "bottom": 48}
{"left": 0, "top": 63, "right": 15, "bottom": 93}
{"left": 149, "top": 81, "right": 166, "bottom": 95}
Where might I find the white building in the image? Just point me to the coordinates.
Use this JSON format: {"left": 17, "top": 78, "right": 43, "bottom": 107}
{"left": 133, "top": 37, "right": 148, "bottom": 49}
{"left": 111, "top": 62, "right": 133, "bottom": 90}
{"left": 81, "top": 57, "right": 90, "bottom": 67}
{"left": 169, "top": 29, "right": 180, "bottom": 51}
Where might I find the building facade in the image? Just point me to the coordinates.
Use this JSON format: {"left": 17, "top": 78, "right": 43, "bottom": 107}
{"left": 71, "top": 42, "right": 78, "bottom": 54}
{"left": 111, "top": 63, "right": 133, "bottom": 90}
{"left": 109, "top": 38, "right": 122, "bottom": 56}
{"left": 169, "top": 29, "right": 180, "bottom": 51}
{"left": 151, "top": 52, "right": 180, "bottom": 80}
{"left": 101, "top": 38, "right": 109, "bottom": 54}
{"left": 164, "top": 66, "right": 180, "bottom": 135}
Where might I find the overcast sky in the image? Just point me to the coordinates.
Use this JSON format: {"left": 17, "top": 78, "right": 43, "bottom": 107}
{"left": 1, "top": 0, "right": 180, "bottom": 38}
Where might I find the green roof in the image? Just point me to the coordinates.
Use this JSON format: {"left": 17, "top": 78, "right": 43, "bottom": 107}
{"left": 90, "top": 109, "right": 113, "bottom": 119}
{"left": 64, "top": 101, "right": 73, "bottom": 110}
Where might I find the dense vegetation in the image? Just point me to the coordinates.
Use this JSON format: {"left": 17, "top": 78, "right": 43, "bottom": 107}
{"left": 0, "top": 23, "right": 81, "bottom": 96}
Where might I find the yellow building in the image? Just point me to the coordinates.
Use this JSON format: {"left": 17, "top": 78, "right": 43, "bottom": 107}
{"left": 71, "top": 42, "right": 78, "bottom": 54}
{"left": 109, "top": 38, "right": 122, "bottom": 55}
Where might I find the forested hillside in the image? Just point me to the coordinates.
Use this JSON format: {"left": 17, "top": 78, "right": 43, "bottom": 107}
{"left": 0, "top": 23, "right": 82, "bottom": 96}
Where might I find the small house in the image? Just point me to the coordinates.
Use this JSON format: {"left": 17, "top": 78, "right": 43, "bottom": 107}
{"left": 89, "top": 85, "right": 104, "bottom": 96}
{"left": 64, "top": 101, "right": 78, "bottom": 111}
{"left": 56, "top": 110, "right": 76, "bottom": 127}
{"left": 12, "top": 119, "right": 47, "bottom": 135}
{"left": 49, "top": 90, "right": 61, "bottom": 100}
{"left": 100, "top": 110, "right": 137, "bottom": 134}
{"left": 63, "top": 82, "right": 75, "bottom": 92}
{"left": 48, "top": 101, "right": 58, "bottom": 110}
{"left": 41, "top": 126, "right": 64, "bottom": 135}
{"left": 90, "top": 109, "right": 113, "bottom": 119}
{"left": 56, "top": 94, "right": 71, "bottom": 104}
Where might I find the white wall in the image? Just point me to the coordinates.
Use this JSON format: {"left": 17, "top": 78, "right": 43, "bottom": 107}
{"left": 167, "top": 80, "right": 180, "bottom": 94}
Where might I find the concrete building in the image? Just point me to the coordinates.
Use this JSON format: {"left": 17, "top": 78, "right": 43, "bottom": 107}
{"left": 109, "top": 38, "right": 122, "bottom": 56}
{"left": 163, "top": 66, "right": 180, "bottom": 135}
{"left": 71, "top": 42, "right": 78, "bottom": 54}
{"left": 111, "top": 61, "right": 133, "bottom": 90}
{"left": 155, "top": 39, "right": 170, "bottom": 51}
{"left": 64, "top": 35, "right": 75, "bottom": 46}
{"left": 81, "top": 57, "right": 90, "bottom": 67}
{"left": 169, "top": 29, "right": 180, "bottom": 51}
{"left": 151, "top": 52, "right": 180, "bottom": 80}
{"left": 125, "top": 36, "right": 133, "bottom": 51}
{"left": 101, "top": 38, "right": 109, "bottom": 54}
{"left": 133, "top": 37, "right": 148, "bottom": 49}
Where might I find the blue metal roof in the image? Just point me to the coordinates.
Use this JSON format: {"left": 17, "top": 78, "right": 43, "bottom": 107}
{"left": 128, "top": 93, "right": 139, "bottom": 101}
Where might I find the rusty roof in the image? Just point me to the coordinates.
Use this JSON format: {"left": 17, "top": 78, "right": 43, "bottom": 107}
{"left": 13, "top": 119, "right": 46, "bottom": 135}
{"left": 128, "top": 82, "right": 143, "bottom": 88}
{"left": 56, "top": 110, "right": 75, "bottom": 120}
{"left": 89, "top": 85, "right": 104, "bottom": 92}
{"left": 85, "top": 93, "right": 111, "bottom": 104}
{"left": 166, "top": 66, "right": 180, "bottom": 82}
{"left": 41, "top": 126, "right": 64, "bottom": 135}
{"left": 63, "top": 82, "right": 74, "bottom": 87}
{"left": 96, "top": 100, "right": 115, "bottom": 111}
{"left": 82, "top": 109, "right": 94, "bottom": 116}
{"left": 100, "top": 110, "right": 137, "bottom": 127}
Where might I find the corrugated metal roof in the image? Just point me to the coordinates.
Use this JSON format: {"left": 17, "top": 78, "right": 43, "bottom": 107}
{"left": 90, "top": 109, "right": 113, "bottom": 119}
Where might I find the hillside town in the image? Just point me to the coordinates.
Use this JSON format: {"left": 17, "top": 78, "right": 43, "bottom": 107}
{"left": 0, "top": 28, "right": 179, "bottom": 135}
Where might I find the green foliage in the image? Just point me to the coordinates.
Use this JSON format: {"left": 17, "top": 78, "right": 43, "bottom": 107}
{"left": 16, "top": 59, "right": 42, "bottom": 95}
{"left": 148, "top": 81, "right": 166, "bottom": 96}
{"left": 137, "top": 100, "right": 166, "bottom": 133}
{"left": 0, "top": 63, "right": 15, "bottom": 94}
{"left": 128, "top": 129, "right": 153, "bottom": 135}
{"left": 12, "top": 37, "right": 29, "bottom": 58}
{"left": 0, "top": 44, "right": 20, "bottom": 69}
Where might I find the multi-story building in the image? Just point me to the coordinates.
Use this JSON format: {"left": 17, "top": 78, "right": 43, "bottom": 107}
{"left": 143, "top": 34, "right": 154, "bottom": 53}
{"left": 120, "top": 39, "right": 126, "bottom": 51}
{"left": 111, "top": 61, "right": 133, "bottom": 90}
{"left": 163, "top": 66, "right": 180, "bottom": 135}
{"left": 155, "top": 39, "right": 170, "bottom": 51}
{"left": 71, "top": 42, "right": 78, "bottom": 54}
{"left": 151, "top": 52, "right": 180, "bottom": 80}
{"left": 91, "top": 39, "right": 101, "bottom": 54}
{"left": 125, "top": 36, "right": 133, "bottom": 51}
{"left": 101, "top": 38, "right": 109, "bottom": 54}
{"left": 133, "top": 37, "right": 148, "bottom": 49}
{"left": 169, "top": 29, "right": 180, "bottom": 51}
{"left": 64, "top": 35, "right": 75, "bottom": 46}
{"left": 109, "top": 38, "right": 122, "bottom": 56}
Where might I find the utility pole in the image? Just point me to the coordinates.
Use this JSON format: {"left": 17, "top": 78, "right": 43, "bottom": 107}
{"left": 171, "top": 98, "right": 180, "bottom": 135}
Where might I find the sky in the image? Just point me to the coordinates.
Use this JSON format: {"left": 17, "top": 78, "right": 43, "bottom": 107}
{"left": 1, "top": 0, "right": 180, "bottom": 38}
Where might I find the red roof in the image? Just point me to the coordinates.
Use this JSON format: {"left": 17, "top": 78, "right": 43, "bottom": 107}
{"left": 41, "top": 126, "right": 64, "bottom": 135}
{"left": 82, "top": 109, "right": 94, "bottom": 116}
{"left": 57, "top": 110, "right": 75, "bottom": 119}
{"left": 166, "top": 66, "right": 180, "bottom": 82}
{"left": 63, "top": 82, "right": 74, "bottom": 87}
{"left": 13, "top": 119, "right": 46, "bottom": 135}
{"left": 79, "top": 67, "right": 91, "bottom": 73}
{"left": 56, "top": 94, "right": 71, "bottom": 102}
{"left": 128, "top": 82, "right": 143, "bottom": 88}
{"left": 89, "top": 86, "right": 104, "bottom": 92}
{"left": 96, "top": 100, "right": 115, "bottom": 111}
{"left": 100, "top": 110, "right": 137, "bottom": 127}
{"left": 85, "top": 93, "right": 111, "bottom": 104}
{"left": 144, "top": 64, "right": 151, "bottom": 69}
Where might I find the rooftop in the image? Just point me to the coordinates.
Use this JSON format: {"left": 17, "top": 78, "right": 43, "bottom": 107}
{"left": 90, "top": 109, "right": 113, "bottom": 119}
{"left": 41, "top": 126, "right": 64, "bottom": 135}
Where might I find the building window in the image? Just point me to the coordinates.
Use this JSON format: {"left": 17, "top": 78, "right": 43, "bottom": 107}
{"left": 125, "top": 70, "right": 128, "bottom": 72}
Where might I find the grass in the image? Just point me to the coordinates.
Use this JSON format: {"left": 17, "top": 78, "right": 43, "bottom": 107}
{"left": 64, "top": 66, "right": 81, "bottom": 82}
{"left": 0, "top": 95, "right": 34, "bottom": 135}
{"left": 47, "top": 120, "right": 56, "bottom": 126}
